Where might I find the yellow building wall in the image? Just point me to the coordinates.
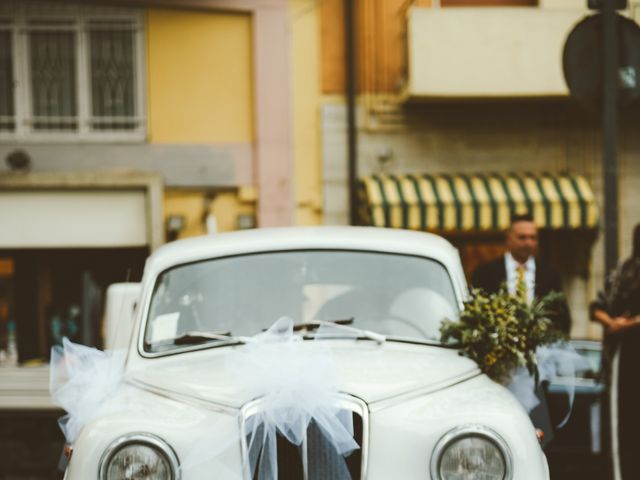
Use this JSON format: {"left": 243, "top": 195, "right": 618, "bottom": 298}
{"left": 291, "top": 0, "right": 323, "bottom": 225}
{"left": 146, "top": 9, "right": 254, "bottom": 144}
{"left": 152, "top": 4, "right": 324, "bottom": 229}
{"left": 320, "top": 0, "right": 432, "bottom": 95}
{"left": 164, "top": 189, "right": 256, "bottom": 238}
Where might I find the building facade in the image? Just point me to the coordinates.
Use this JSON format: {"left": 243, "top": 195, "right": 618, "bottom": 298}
{"left": 1, "top": 0, "right": 638, "bottom": 365}
{"left": 0, "top": 0, "right": 323, "bottom": 363}
{"left": 318, "top": 0, "right": 640, "bottom": 339}
{"left": 0, "top": 3, "right": 325, "bottom": 474}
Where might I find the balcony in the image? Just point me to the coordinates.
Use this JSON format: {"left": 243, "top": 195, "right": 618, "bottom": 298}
{"left": 403, "top": 6, "right": 589, "bottom": 99}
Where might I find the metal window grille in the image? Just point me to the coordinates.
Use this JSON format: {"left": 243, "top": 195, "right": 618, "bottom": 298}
{"left": 0, "top": 26, "right": 14, "bottom": 131}
{"left": 29, "top": 28, "right": 78, "bottom": 130}
{"left": 0, "top": 0, "right": 145, "bottom": 140}
{"left": 88, "top": 21, "right": 137, "bottom": 131}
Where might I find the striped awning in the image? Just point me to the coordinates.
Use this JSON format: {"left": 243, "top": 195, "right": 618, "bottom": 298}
{"left": 357, "top": 173, "right": 598, "bottom": 231}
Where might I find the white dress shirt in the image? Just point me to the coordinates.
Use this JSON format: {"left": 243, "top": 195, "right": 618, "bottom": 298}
{"left": 504, "top": 253, "right": 536, "bottom": 304}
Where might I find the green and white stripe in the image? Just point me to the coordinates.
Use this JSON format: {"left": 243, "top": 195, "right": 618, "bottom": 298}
{"left": 358, "top": 173, "right": 599, "bottom": 231}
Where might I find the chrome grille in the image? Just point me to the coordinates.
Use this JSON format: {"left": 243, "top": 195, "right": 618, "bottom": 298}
{"left": 242, "top": 396, "right": 367, "bottom": 480}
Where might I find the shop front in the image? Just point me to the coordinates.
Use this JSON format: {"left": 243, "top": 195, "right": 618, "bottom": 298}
{"left": 0, "top": 171, "right": 162, "bottom": 406}
{"left": 357, "top": 171, "right": 600, "bottom": 336}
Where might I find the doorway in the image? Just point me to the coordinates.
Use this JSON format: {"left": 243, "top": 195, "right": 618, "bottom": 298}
{"left": 0, "top": 247, "right": 147, "bottom": 364}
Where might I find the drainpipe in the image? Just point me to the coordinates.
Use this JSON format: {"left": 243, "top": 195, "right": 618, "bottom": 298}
{"left": 602, "top": 0, "right": 619, "bottom": 273}
{"left": 345, "top": 0, "right": 358, "bottom": 225}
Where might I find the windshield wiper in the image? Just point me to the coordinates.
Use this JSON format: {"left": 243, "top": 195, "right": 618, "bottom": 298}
{"left": 172, "top": 330, "right": 249, "bottom": 346}
{"left": 292, "top": 318, "right": 354, "bottom": 331}
{"left": 383, "top": 336, "right": 452, "bottom": 348}
{"left": 296, "top": 319, "right": 386, "bottom": 344}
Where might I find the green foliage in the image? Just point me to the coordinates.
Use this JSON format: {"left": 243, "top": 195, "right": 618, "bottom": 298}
{"left": 440, "top": 286, "right": 567, "bottom": 384}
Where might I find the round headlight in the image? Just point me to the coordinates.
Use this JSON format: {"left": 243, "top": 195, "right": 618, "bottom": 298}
{"left": 431, "top": 425, "right": 512, "bottom": 480}
{"left": 99, "top": 433, "right": 180, "bottom": 480}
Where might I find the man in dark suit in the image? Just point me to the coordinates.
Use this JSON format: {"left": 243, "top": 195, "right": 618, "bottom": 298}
{"left": 471, "top": 213, "right": 571, "bottom": 333}
{"left": 471, "top": 213, "right": 571, "bottom": 447}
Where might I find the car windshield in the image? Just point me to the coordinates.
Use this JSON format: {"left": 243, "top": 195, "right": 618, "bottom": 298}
{"left": 144, "top": 250, "right": 459, "bottom": 353}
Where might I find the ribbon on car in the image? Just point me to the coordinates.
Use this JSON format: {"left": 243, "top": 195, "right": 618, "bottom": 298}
{"left": 50, "top": 318, "right": 359, "bottom": 478}
{"left": 225, "top": 317, "right": 359, "bottom": 480}
{"left": 49, "top": 338, "right": 128, "bottom": 442}
{"left": 507, "top": 342, "right": 591, "bottom": 429}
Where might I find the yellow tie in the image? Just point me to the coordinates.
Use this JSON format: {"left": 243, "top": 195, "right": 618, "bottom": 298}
{"left": 516, "top": 264, "right": 527, "bottom": 302}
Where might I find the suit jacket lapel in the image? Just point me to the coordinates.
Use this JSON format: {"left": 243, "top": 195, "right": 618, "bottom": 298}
{"left": 496, "top": 257, "right": 507, "bottom": 293}
{"left": 534, "top": 261, "right": 544, "bottom": 297}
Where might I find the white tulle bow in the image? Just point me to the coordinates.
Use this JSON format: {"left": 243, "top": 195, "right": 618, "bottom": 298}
{"left": 50, "top": 318, "right": 359, "bottom": 479}
{"left": 225, "top": 317, "right": 359, "bottom": 480}
{"left": 507, "top": 342, "right": 591, "bottom": 428}
{"left": 49, "top": 338, "right": 128, "bottom": 442}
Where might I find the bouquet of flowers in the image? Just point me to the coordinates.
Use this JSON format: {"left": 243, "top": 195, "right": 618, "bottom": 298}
{"left": 440, "top": 286, "right": 567, "bottom": 384}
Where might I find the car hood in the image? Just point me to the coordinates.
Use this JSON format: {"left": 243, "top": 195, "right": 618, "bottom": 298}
{"left": 128, "top": 341, "right": 479, "bottom": 409}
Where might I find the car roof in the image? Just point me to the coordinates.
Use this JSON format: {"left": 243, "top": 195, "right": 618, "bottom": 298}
{"left": 144, "top": 226, "right": 463, "bottom": 281}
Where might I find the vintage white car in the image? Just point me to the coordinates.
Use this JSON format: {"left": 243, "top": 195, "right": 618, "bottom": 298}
{"left": 61, "top": 226, "right": 549, "bottom": 480}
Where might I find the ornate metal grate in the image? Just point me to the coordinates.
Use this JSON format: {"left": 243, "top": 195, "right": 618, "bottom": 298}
{"left": 0, "top": 28, "right": 14, "bottom": 131}
{"left": 0, "top": 3, "right": 144, "bottom": 137}
{"left": 29, "top": 29, "right": 77, "bottom": 131}
{"left": 89, "top": 20, "right": 136, "bottom": 130}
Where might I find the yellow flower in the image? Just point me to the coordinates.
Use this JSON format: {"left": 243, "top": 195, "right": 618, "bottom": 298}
{"left": 484, "top": 353, "right": 497, "bottom": 366}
